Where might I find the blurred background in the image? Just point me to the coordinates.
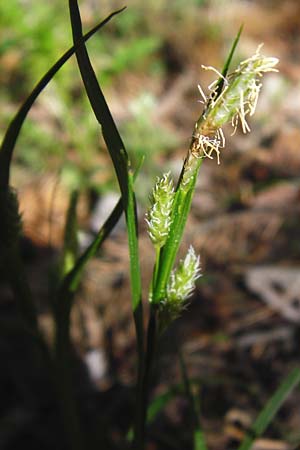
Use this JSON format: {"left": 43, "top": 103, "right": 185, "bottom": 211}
{"left": 1, "top": 1, "right": 300, "bottom": 449}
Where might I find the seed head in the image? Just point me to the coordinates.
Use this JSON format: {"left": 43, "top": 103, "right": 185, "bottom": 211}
{"left": 146, "top": 172, "right": 175, "bottom": 249}
{"left": 193, "top": 44, "right": 279, "bottom": 163}
{"left": 166, "top": 246, "right": 201, "bottom": 303}
{"left": 158, "top": 247, "right": 201, "bottom": 330}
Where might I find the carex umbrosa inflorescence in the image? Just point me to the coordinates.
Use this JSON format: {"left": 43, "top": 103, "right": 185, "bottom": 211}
{"left": 146, "top": 44, "right": 278, "bottom": 327}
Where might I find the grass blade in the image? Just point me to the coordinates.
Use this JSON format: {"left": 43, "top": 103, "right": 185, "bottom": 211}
{"left": 238, "top": 367, "right": 300, "bottom": 450}
{"left": 213, "top": 24, "right": 243, "bottom": 101}
{"left": 55, "top": 161, "right": 142, "bottom": 345}
{"left": 0, "top": 9, "right": 122, "bottom": 353}
{"left": 53, "top": 169, "right": 140, "bottom": 450}
{"left": 0, "top": 7, "right": 125, "bottom": 190}
{"left": 60, "top": 190, "right": 79, "bottom": 277}
{"left": 68, "top": 0, "right": 130, "bottom": 205}
{"left": 66, "top": 14, "right": 145, "bottom": 431}
{"left": 68, "top": 0, "right": 143, "bottom": 337}
{"left": 68, "top": 4, "right": 145, "bottom": 447}
{"left": 62, "top": 190, "right": 124, "bottom": 294}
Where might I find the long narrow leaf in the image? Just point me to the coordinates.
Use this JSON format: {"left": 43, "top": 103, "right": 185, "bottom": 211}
{"left": 67, "top": 8, "right": 146, "bottom": 447}
{"left": 213, "top": 24, "right": 243, "bottom": 100}
{"left": 63, "top": 191, "right": 123, "bottom": 294}
{"left": 0, "top": 7, "right": 123, "bottom": 348}
{"left": 61, "top": 190, "right": 79, "bottom": 277}
{"left": 53, "top": 179, "right": 132, "bottom": 450}
{"left": 68, "top": 2, "right": 143, "bottom": 346}
{"left": 55, "top": 161, "right": 142, "bottom": 370}
{"left": 238, "top": 367, "right": 300, "bottom": 450}
{"left": 68, "top": 0, "right": 130, "bottom": 203}
{"left": 0, "top": 7, "right": 125, "bottom": 190}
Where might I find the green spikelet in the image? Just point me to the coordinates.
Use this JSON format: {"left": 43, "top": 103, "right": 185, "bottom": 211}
{"left": 146, "top": 172, "right": 175, "bottom": 249}
{"left": 158, "top": 246, "right": 201, "bottom": 331}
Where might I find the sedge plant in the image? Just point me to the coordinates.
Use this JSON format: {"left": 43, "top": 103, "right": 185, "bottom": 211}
{"left": 1, "top": 3, "right": 300, "bottom": 450}
{"left": 68, "top": 20, "right": 299, "bottom": 448}
{"left": 140, "top": 31, "right": 280, "bottom": 449}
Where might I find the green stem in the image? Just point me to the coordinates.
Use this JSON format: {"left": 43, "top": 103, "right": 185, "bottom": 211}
{"left": 136, "top": 154, "right": 203, "bottom": 448}
{"left": 133, "top": 307, "right": 158, "bottom": 450}
{"left": 68, "top": 0, "right": 144, "bottom": 377}
{"left": 133, "top": 245, "right": 160, "bottom": 449}
{"left": 149, "top": 247, "right": 161, "bottom": 299}
{"left": 154, "top": 247, "right": 161, "bottom": 286}
{"left": 150, "top": 28, "right": 243, "bottom": 305}
{"left": 0, "top": 8, "right": 125, "bottom": 191}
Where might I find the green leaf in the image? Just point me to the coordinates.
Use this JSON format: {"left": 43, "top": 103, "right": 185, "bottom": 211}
{"left": 68, "top": 3, "right": 144, "bottom": 372}
{"left": 69, "top": 0, "right": 129, "bottom": 204}
{"left": 60, "top": 190, "right": 79, "bottom": 277}
{"left": 68, "top": 8, "right": 145, "bottom": 447}
{"left": 53, "top": 161, "right": 141, "bottom": 450}
{"left": 66, "top": 198, "right": 123, "bottom": 291}
{"left": 0, "top": 7, "right": 125, "bottom": 190}
{"left": 213, "top": 24, "right": 243, "bottom": 101}
{"left": 147, "top": 389, "right": 176, "bottom": 423}
{"left": 54, "top": 162, "right": 142, "bottom": 351}
{"left": 0, "top": 7, "right": 123, "bottom": 345}
{"left": 238, "top": 367, "right": 300, "bottom": 450}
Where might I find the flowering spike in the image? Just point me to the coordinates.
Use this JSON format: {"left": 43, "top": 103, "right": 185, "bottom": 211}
{"left": 192, "top": 45, "right": 279, "bottom": 163}
{"left": 167, "top": 246, "right": 201, "bottom": 303}
{"left": 146, "top": 172, "right": 175, "bottom": 249}
{"left": 158, "top": 247, "right": 201, "bottom": 330}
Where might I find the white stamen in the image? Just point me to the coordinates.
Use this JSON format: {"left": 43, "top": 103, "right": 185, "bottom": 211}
{"left": 197, "top": 84, "right": 207, "bottom": 102}
{"left": 201, "top": 65, "right": 227, "bottom": 82}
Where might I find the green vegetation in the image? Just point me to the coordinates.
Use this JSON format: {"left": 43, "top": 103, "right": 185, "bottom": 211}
{"left": 0, "top": 2, "right": 299, "bottom": 450}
